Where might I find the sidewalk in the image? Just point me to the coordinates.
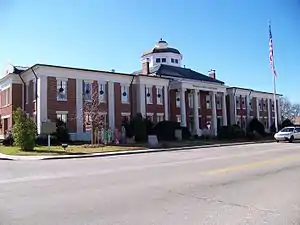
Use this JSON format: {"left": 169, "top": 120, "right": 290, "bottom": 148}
{"left": 0, "top": 140, "right": 275, "bottom": 161}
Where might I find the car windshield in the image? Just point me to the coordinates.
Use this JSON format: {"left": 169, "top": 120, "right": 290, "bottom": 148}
{"left": 280, "top": 128, "right": 294, "bottom": 132}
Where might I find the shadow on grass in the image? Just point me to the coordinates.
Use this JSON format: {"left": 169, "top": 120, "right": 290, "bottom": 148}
{"left": 26, "top": 149, "right": 90, "bottom": 155}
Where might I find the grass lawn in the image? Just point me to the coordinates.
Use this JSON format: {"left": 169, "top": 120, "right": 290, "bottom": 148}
{"left": 0, "top": 145, "right": 146, "bottom": 156}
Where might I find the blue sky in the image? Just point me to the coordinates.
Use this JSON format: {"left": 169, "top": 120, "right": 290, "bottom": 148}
{"left": 1, "top": 0, "right": 299, "bottom": 102}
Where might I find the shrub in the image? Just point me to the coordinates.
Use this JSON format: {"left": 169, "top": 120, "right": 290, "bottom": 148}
{"left": 122, "top": 120, "right": 134, "bottom": 138}
{"left": 52, "top": 119, "right": 70, "bottom": 143}
{"left": 35, "top": 135, "right": 58, "bottom": 146}
{"left": 248, "top": 118, "right": 265, "bottom": 137}
{"left": 3, "top": 131, "right": 14, "bottom": 146}
{"left": 145, "top": 118, "right": 155, "bottom": 135}
{"left": 217, "top": 125, "right": 245, "bottom": 140}
{"left": 153, "top": 121, "right": 180, "bottom": 141}
{"left": 131, "top": 113, "right": 147, "bottom": 142}
{"left": 12, "top": 108, "right": 36, "bottom": 151}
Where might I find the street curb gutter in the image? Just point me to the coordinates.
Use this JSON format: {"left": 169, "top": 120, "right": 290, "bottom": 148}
{"left": 0, "top": 140, "right": 274, "bottom": 161}
{"left": 40, "top": 140, "right": 274, "bottom": 161}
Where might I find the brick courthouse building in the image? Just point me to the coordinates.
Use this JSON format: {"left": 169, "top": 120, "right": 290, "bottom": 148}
{"left": 0, "top": 39, "right": 282, "bottom": 140}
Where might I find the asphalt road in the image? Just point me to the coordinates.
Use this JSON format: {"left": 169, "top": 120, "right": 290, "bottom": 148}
{"left": 1, "top": 142, "right": 300, "bottom": 225}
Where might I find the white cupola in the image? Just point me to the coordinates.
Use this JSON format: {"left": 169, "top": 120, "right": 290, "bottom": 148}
{"left": 141, "top": 39, "right": 183, "bottom": 68}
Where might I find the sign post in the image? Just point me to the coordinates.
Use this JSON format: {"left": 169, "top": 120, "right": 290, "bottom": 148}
{"left": 41, "top": 122, "right": 56, "bottom": 151}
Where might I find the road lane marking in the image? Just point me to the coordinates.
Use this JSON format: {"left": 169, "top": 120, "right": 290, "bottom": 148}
{"left": 206, "top": 155, "right": 300, "bottom": 175}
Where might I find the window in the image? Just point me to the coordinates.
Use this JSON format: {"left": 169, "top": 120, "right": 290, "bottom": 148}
{"left": 176, "top": 115, "right": 181, "bottom": 123}
{"left": 57, "top": 113, "right": 67, "bottom": 124}
{"left": 236, "top": 96, "right": 240, "bottom": 109}
{"left": 1, "top": 88, "right": 11, "bottom": 106}
{"left": 241, "top": 96, "right": 246, "bottom": 109}
{"left": 176, "top": 92, "right": 180, "bottom": 108}
{"left": 121, "top": 85, "right": 129, "bottom": 103}
{"left": 216, "top": 95, "right": 222, "bottom": 109}
{"left": 98, "top": 82, "right": 106, "bottom": 103}
{"left": 156, "top": 87, "right": 163, "bottom": 105}
{"left": 146, "top": 113, "right": 154, "bottom": 122}
{"left": 26, "top": 83, "right": 29, "bottom": 104}
{"left": 146, "top": 86, "right": 153, "bottom": 104}
{"left": 171, "top": 58, "right": 175, "bottom": 63}
{"left": 84, "top": 81, "right": 92, "bottom": 101}
{"left": 156, "top": 113, "right": 164, "bottom": 122}
{"left": 162, "top": 58, "right": 166, "bottom": 63}
{"left": 263, "top": 99, "right": 267, "bottom": 111}
{"left": 33, "top": 80, "right": 36, "bottom": 100}
{"left": 57, "top": 79, "right": 67, "bottom": 101}
{"left": 188, "top": 93, "right": 193, "bottom": 108}
{"left": 258, "top": 98, "right": 262, "bottom": 111}
{"left": 156, "top": 58, "right": 161, "bottom": 63}
{"left": 175, "top": 59, "right": 179, "bottom": 64}
{"left": 206, "top": 95, "right": 211, "bottom": 109}
{"left": 249, "top": 97, "right": 253, "bottom": 110}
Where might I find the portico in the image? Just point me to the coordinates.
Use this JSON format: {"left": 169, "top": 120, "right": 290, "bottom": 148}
{"left": 170, "top": 79, "right": 227, "bottom": 136}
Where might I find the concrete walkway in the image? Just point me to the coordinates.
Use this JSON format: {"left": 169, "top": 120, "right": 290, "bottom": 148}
{"left": 0, "top": 140, "right": 274, "bottom": 161}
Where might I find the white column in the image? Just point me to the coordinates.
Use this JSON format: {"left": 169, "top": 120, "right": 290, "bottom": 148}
{"left": 277, "top": 98, "right": 282, "bottom": 123}
{"left": 268, "top": 98, "right": 272, "bottom": 128}
{"left": 193, "top": 89, "right": 199, "bottom": 135}
{"left": 222, "top": 93, "right": 227, "bottom": 126}
{"left": 211, "top": 92, "right": 217, "bottom": 136}
{"left": 137, "top": 83, "right": 146, "bottom": 117}
{"left": 76, "top": 79, "right": 83, "bottom": 133}
{"left": 256, "top": 97, "right": 260, "bottom": 119}
{"left": 164, "top": 86, "right": 169, "bottom": 120}
{"left": 108, "top": 81, "right": 115, "bottom": 130}
{"left": 180, "top": 88, "right": 187, "bottom": 127}
{"left": 36, "top": 76, "right": 48, "bottom": 134}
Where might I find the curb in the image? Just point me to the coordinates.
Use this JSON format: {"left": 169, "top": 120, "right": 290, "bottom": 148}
{"left": 1, "top": 140, "right": 275, "bottom": 161}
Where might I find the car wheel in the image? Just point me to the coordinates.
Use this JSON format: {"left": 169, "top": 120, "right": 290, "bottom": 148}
{"left": 276, "top": 140, "right": 279, "bottom": 143}
{"left": 289, "top": 136, "right": 294, "bottom": 143}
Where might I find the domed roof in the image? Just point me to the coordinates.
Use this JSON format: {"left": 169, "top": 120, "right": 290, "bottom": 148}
{"left": 142, "top": 39, "right": 181, "bottom": 56}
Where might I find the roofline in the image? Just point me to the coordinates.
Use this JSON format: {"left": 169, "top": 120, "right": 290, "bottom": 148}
{"left": 21, "top": 64, "right": 135, "bottom": 77}
{"left": 227, "top": 86, "right": 283, "bottom": 96}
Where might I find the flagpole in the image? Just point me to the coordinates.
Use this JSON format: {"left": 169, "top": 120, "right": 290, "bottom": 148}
{"left": 269, "top": 20, "right": 278, "bottom": 132}
{"left": 273, "top": 73, "right": 278, "bottom": 132}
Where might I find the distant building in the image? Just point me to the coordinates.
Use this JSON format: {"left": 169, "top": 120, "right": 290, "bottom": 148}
{"left": 0, "top": 39, "right": 282, "bottom": 140}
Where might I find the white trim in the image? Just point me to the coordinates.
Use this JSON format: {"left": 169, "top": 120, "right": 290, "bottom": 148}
{"left": 1, "top": 115, "right": 11, "bottom": 119}
{"left": 121, "top": 112, "right": 131, "bottom": 116}
{"left": 56, "top": 111, "right": 68, "bottom": 114}
{"left": 156, "top": 113, "right": 164, "bottom": 116}
{"left": 56, "top": 77, "right": 68, "bottom": 82}
{"left": 146, "top": 112, "right": 154, "bottom": 116}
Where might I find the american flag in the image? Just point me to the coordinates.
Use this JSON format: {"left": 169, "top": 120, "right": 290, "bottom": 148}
{"left": 269, "top": 23, "right": 277, "bottom": 77}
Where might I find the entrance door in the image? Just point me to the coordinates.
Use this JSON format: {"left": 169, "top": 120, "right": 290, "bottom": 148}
{"left": 3, "top": 118, "right": 8, "bottom": 133}
{"left": 217, "top": 117, "right": 222, "bottom": 130}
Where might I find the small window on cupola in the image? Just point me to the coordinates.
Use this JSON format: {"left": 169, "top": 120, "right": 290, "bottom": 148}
{"left": 162, "top": 58, "right": 166, "bottom": 63}
{"left": 175, "top": 59, "right": 179, "bottom": 64}
{"left": 156, "top": 58, "right": 161, "bottom": 63}
{"left": 171, "top": 58, "right": 175, "bottom": 63}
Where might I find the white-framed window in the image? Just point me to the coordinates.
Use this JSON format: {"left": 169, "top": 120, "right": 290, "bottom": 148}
{"left": 33, "top": 80, "right": 36, "bottom": 100}
{"left": 146, "top": 86, "right": 153, "bottom": 104}
{"left": 25, "top": 83, "right": 29, "bottom": 104}
{"left": 249, "top": 97, "right": 253, "bottom": 110}
{"left": 206, "top": 95, "right": 211, "bottom": 109}
{"left": 171, "top": 58, "right": 175, "bottom": 63}
{"left": 216, "top": 95, "right": 222, "bottom": 109}
{"left": 98, "top": 82, "right": 106, "bottom": 103}
{"left": 146, "top": 113, "right": 154, "bottom": 122}
{"left": 162, "top": 58, "right": 166, "bottom": 63}
{"left": 57, "top": 79, "right": 68, "bottom": 101}
{"left": 175, "top": 59, "right": 179, "bottom": 64}
{"left": 156, "top": 113, "right": 164, "bottom": 122}
{"left": 83, "top": 81, "right": 92, "bottom": 101}
{"left": 258, "top": 98, "right": 262, "bottom": 111}
{"left": 236, "top": 96, "right": 240, "bottom": 109}
{"left": 262, "top": 99, "right": 267, "bottom": 111}
{"left": 188, "top": 93, "right": 193, "bottom": 108}
{"left": 121, "top": 85, "right": 129, "bottom": 103}
{"left": 156, "top": 58, "right": 161, "bottom": 63}
{"left": 121, "top": 112, "right": 131, "bottom": 123}
{"left": 198, "top": 92, "right": 201, "bottom": 108}
{"left": 241, "top": 96, "right": 246, "bottom": 109}
{"left": 156, "top": 87, "right": 163, "bottom": 105}
{"left": 176, "top": 92, "right": 180, "bottom": 108}
{"left": 56, "top": 111, "right": 68, "bottom": 123}
{"left": 176, "top": 115, "right": 181, "bottom": 123}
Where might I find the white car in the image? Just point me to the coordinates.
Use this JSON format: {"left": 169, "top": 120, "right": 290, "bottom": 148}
{"left": 274, "top": 126, "right": 300, "bottom": 142}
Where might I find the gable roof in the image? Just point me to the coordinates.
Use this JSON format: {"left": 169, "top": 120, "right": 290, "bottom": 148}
{"left": 134, "top": 64, "right": 224, "bottom": 84}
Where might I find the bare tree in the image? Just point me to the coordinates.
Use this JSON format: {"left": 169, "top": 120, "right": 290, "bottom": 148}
{"left": 82, "top": 82, "right": 106, "bottom": 144}
{"left": 280, "top": 97, "right": 300, "bottom": 122}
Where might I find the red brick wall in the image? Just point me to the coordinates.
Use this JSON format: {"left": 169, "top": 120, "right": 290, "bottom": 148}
{"left": 47, "top": 77, "right": 77, "bottom": 132}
